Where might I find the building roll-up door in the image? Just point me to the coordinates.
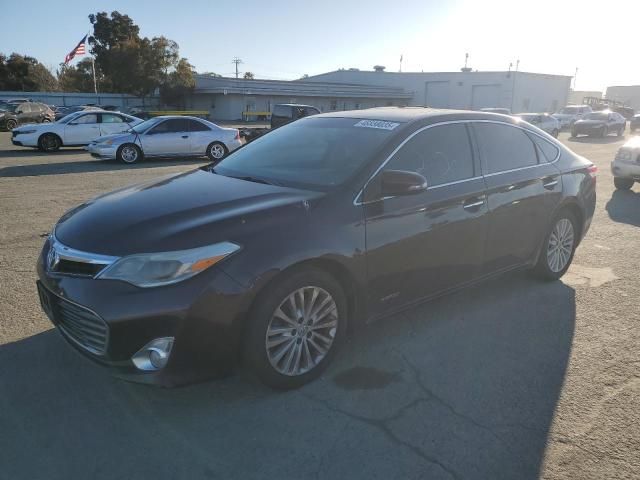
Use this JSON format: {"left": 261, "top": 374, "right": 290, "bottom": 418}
{"left": 424, "top": 81, "right": 450, "bottom": 108}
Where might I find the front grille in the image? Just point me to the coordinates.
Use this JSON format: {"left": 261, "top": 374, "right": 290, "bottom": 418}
{"left": 38, "top": 282, "right": 108, "bottom": 355}
{"left": 56, "top": 258, "right": 106, "bottom": 277}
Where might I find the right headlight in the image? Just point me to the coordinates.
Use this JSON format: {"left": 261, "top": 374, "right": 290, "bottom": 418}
{"left": 97, "top": 242, "right": 241, "bottom": 288}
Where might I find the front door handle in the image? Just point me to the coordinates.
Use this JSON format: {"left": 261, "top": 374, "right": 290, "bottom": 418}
{"left": 463, "top": 196, "right": 485, "bottom": 211}
{"left": 542, "top": 177, "right": 559, "bottom": 190}
{"left": 181, "top": 135, "right": 189, "bottom": 139}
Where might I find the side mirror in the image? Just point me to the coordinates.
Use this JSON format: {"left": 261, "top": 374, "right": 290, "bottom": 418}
{"left": 380, "top": 170, "right": 428, "bottom": 197}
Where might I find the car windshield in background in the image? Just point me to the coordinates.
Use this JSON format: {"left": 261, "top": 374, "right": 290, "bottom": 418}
{"left": 0, "top": 103, "right": 17, "bottom": 112}
{"left": 214, "top": 117, "right": 398, "bottom": 190}
{"left": 585, "top": 112, "right": 608, "bottom": 120}
{"left": 560, "top": 107, "right": 580, "bottom": 114}
{"left": 131, "top": 118, "right": 160, "bottom": 133}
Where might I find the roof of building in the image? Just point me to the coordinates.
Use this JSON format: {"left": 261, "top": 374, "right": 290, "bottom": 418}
{"left": 305, "top": 69, "right": 572, "bottom": 79}
{"left": 194, "top": 75, "right": 412, "bottom": 99}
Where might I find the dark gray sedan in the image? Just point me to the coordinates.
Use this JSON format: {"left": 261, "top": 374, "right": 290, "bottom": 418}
{"left": 571, "top": 111, "right": 626, "bottom": 138}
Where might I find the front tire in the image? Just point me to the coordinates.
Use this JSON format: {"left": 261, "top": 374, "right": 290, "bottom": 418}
{"left": 614, "top": 177, "right": 634, "bottom": 190}
{"left": 243, "top": 268, "right": 347, "bottom": 389}
{"left": 5, "top": 119, "right": 17, "bottom": 130}
{"left": 117, "top": 143, "right": 143, "bottom": 164}
{"left": 532, "top": 211, "right": 578, "bottom": 281}
{"left": 206, "top": 141, "right": 228, "bottom": 161}
{"left": 551, "top": 129, "right": 559, "bottom": 138}
{"left": 617, "top": 126, "right": 624, "bottom": 137}
{"left": 38, "top": 133, "right": 61, "bottom": 152}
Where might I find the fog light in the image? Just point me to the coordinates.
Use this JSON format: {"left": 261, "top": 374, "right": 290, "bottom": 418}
{"left": 132, "top": 337, "right": 174, "bottom": 371}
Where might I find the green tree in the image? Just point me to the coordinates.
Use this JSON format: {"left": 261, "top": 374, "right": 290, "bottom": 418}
{"left": 159, "top": 58, "right": 195, "bottom": 107}
{"left": 57, "top": 59, "right": 97, "bottom": 92}
{"left": 243, "top": 71, "right": 255, "bottom": 80}
{"left": 0, "top": 53, "right": 57, "bottom": 91}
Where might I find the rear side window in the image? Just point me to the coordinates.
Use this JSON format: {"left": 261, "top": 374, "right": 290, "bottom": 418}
{"left": 74, "top": 113, "right": 98, "bottom": 124}
{"left": 474, "top": 123, "right": 538, "bottom": 174}
{"left": 386, "top": 124, "right": 474, "bottom": 186}
{"left": 150, "top": 118, "right": 188, "bottom": 133}
{"left": 529, "top": 133, "right": 560, "bottom": 162}
{"left": 187, "top": 119, "right": 211, "bottom": 132}
{"left": 273, "top": 105, "right": 292, "bottom": 118}
{"left": 101, "top": 113, "right": 125, "bottom": 123}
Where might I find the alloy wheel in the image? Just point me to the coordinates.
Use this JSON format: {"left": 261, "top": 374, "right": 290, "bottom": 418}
{"left": 121, "top": 145, "right": 138, "bottom": 163}
{"left": 210, "top": 143, "right": 225, "bottom": 159}
{"left": 265, "top": 286, "right": 338, "bottom": 376}
{"left": 547, "top": 218, "right": 574, "bottom": 273}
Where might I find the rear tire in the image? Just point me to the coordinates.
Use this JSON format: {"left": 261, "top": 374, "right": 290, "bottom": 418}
{"left": 614, "top": 177, "right": 634, "bottom": 190}
{"left": 552, "top": 129, "right": 559, "bottom": 138}
{"left": 38, "top": 133, "right": 61, "bottom": 152}
{"left": 117, "top": 143, "right": 143, "bottom": 164}
{"left": 243, "top": 267, "right": 347, "bottom": 389}
{"left": 532, "top": 211, "right": 578, "bottom": 281}
{"left": 206, "top": 141, "right": 227, "bottom": 161}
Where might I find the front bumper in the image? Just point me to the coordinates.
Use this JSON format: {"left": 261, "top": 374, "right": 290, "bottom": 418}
{"left": 36, "top": 244, "right": 251, "bottom": 386}
{"left": 86, "top": 143, "right": 118, "bottom": 160}
{"left": 611, "top": 159, "right": 640, "bottom": 180}
{"left": 10, "top": 132, "right": 38, "bottom": 147}
{"left": 573, "top": 124, "right": 606, "bottom": 136}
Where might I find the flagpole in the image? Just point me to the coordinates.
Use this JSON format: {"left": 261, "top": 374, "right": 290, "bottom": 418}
{"left": 87, "top": 32, "right": 98, "bottom": 101}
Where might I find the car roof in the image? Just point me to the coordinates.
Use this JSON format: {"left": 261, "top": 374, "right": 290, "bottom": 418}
{"left": 275, "top": 103, "right": 317, "bottom": 108}
{"left": 315, "top": 106, "right": 513, "bottom": 124}
{"left": 151, "top": 115, "right": 210, "bottom": 121}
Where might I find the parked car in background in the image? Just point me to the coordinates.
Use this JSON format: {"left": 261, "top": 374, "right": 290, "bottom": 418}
{"left": 553, "top": 105, "right": 593, "bottom": 128}
{"left": 480, "top": 107, "right": 511, "bottom": 115}
{"left": 630, "top": 114, "right": 640, "bottom": 133}
{"left": 11, "top": 110, "right": 142, "bottom": 151}
{"left": 54, "top": 105, "right": 101, "bottom": 121}
{"left": 86, "top": 116, "right": 241, "bottom": 163}
{"left": 0, "top": 97, "right": 32, "bottom": 104}
{"left": 0, "top": 101, "right": 55, "bottom": 131}
{"left": 515, "top": 113, "right": 560, "bottom": 137}
{"left": 571, "top": 111, "right": 626, "bottom": 138}
{"left": 271, "top": 103, "right": 320, "bottom": 129}
{"left": 611, "top": 136, "right": 640, "bottom": 190}
{"left": 36, "top": 108, "right": 596, "bottom": 389}
{"left": 612, "top": 106, "right": 635, "bottom": 120}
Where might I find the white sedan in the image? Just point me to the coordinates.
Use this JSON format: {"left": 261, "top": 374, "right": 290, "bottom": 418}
{"left": 86, "top": 116, "right": 242, "bottom": 163}
{"left": 11, "top": 110, "right": 142, "bottom": 152}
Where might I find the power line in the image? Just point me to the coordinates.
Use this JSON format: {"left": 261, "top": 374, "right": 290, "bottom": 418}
{"left": 232, "top": 57, "right": 243, "bottom": 79}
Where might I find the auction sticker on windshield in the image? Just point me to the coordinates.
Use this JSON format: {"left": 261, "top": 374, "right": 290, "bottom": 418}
{"left": 354, "top": 120, "right": 400, "bottom": 130}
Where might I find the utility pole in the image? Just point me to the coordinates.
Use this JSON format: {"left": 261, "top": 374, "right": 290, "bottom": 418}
{"left": 573, "top": 67, "right": 578, "bottom": 90}
{"left": 232, "top": 57, "right": 243, "bottom": 79}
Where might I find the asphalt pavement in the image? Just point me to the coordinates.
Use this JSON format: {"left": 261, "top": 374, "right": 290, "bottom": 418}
{"left": 0, "top": 131, "right": 638, "bottom": 479}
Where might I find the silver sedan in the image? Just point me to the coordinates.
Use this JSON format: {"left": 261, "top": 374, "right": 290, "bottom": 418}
{"left": 86, "top": 116, "right": 242, "bottom": 163}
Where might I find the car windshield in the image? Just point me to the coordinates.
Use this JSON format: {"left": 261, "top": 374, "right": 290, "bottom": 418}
{"left": 130, "top": 118, "right": 161, "bottom": 133}
{"left": 585, "top": 112, "right": 609, "bottom": 120}
{"left": 214, "top": 117, "right": 398, "bottom": 190}
{"left": 560, "top": 107, "right": 581, "bottom": 114}
{"left": 57, "top": 112, "right": 83, "bottom": 123}
{"left": 0, "top": 103, "right": 17, "bottom": 112}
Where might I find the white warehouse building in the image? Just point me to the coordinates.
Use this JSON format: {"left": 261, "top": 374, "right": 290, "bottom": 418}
{"left": 303, "top": 69, "right": 572, "bottom": 114}
{"left": 187, "top": 69, "right": 572, "bottom": 121}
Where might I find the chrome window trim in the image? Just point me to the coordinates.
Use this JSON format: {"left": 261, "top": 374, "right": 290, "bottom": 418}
{"left": 353, "top": 119, "right": 561, "bottom": 206}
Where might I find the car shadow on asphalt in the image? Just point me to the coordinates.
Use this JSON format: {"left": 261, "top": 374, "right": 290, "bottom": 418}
{"left": 0, "top": 148, "right": 87, "bottom": 158}
{"left": 0, "top": 271, "right": 575, "bottom": 480}
{"left": 0, "top": 158, "right": 210, "bottom": 177}
{"left": 566, "top": 135, "right": 625, "bottom": 144}
{"left": 605, "top": 189, "right": 640, "bottom": 227}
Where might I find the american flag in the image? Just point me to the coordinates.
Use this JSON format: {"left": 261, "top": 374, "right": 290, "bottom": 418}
{"left": 64, "top": 35, "right": 87, "bottom": 64}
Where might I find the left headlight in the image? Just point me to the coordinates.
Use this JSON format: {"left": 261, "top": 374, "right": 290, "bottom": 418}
{"left": 97, "top": 242, "right": 241, "bottom": 288}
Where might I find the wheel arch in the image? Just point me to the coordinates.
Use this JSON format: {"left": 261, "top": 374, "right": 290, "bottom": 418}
{"left": 238, "top": 257, "right": 364, "bottom": 349}
{"left": 38, "top": 132, "right": 63, "bottom": 147}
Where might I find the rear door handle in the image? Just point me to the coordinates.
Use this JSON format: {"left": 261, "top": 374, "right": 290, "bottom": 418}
{"left": 181, "top": 135, "right": 189, "bottom": 138}
{"left": 463, "top": 196, "right": 485, "bottom": 211}
{"left": 542, "top": 177, "right": 559, "bottom": 189}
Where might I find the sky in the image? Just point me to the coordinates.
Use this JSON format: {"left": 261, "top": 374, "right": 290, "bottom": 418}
{"left": 1, "top": 0, "right": 638, "bottom": 92}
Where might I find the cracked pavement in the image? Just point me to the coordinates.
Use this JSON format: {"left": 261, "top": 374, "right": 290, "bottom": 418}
{"left": 0, "top": 131, "right": 638, "bottom": 479}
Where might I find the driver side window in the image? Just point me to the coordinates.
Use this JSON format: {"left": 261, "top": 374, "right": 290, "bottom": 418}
{"left": 385, "top": 123, "right": 475, "bottom": 187}
{"left": 74, "top": 114, "right": 98, "bottom": 124}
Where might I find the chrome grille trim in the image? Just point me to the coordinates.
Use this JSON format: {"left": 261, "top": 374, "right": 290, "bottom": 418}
{"left": 46, "top": 234, "right": 119, "bottom": 278}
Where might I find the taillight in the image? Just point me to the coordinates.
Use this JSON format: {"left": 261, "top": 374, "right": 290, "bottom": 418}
{"left": 587, "top": 164, "right": 597, "bottom": 181}
{"left": 234, "top": 129, "right": 240, "bottom": 140}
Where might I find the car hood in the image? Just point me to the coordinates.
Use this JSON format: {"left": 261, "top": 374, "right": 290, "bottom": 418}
{"left": 54, "top": 168, "right": 322, "bottom": 256}
{"left": 90, "top": 132, "right": 135, "bottom": 145}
